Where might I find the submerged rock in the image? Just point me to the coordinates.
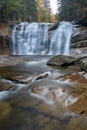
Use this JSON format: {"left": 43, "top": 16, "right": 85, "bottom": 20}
{"left": 47, "top": 55, "right": 79, "bottom": 66}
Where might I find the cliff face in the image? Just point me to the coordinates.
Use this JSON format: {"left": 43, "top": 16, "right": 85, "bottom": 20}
{"left": 0, "top": 23, "right": 11, "bottom": 54}
{"left": 71, "top": 27, "right": 87, "bottom": 49}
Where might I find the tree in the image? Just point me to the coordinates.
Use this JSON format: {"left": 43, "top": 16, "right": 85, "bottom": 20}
{"left": 0, "top": 0, "right": 38, "bottom": 22}
{"left": 22, "top": 0, "right": 38, "bottom": 21}
{"left": 57, "top": 0, "right": 87, "bottom": 22}
{"left": 50, "top": 13, "right": 57, "bottom": 22}
{"left": 36, "top": 0, "right": 51, "bottom": 22}
{"left": 0, "top": 0, "right": 23, "bottom": 21}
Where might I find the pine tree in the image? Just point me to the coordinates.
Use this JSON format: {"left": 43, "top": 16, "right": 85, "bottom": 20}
{"left": 57, "top": 0, "right": 87, "bottom": 22}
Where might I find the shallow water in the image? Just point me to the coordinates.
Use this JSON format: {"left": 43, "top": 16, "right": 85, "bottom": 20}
{"left": 0, "top": 56, "right": 86, "bottom": 130}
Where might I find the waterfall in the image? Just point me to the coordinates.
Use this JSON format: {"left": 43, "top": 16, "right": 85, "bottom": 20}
{"left": 12, "top": 22, "right": 49, "bottom": 55}
{"left": 49, "top": 21, "right": 73, "bottom": 55}
{"left": 12, "top": 21, "right": 73, "bottom": 55}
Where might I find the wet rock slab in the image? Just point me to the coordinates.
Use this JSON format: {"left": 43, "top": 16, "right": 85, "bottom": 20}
{"left": 0, "top": 79, "right": 17, "bottom": 91}
{"left": 68, "top": 84, "right": 87, "bottom": 116}
{"left": 6, "top": 78, "right": 87, "bottom": 130}
{"left": 59, "top": 72, "right": 87, "bottom": 116}
{"left": 26, "top": 71, "right": 87, "bottom": 117}
{"left": 1, "top": 72, "right": 50, "bottom": 85}
{"left": 0, "top": 55, "right": 87, "bottom": 129}
{"left": 59, "top": 72, "right": 87, "bottom": 83}
{"left": 0, "top": 55, "right": 25, "bottom": 67}
{"left": 0, "top": 80, "right": 87, "bottom": 130}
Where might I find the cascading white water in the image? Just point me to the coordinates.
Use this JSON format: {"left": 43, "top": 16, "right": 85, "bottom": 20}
{"left": 49, "top": 21, "right": 73, "bottom": 55}
{"left": 12, "top": 21, "right": 73, "bottom": 55}
{"left": 12, "top": 22, "right": 49, "bottom": 55}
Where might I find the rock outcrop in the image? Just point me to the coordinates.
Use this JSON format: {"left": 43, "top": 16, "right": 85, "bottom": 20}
{"left": 0, "top": 35, "right": 9, "bottom": 52}
{"left": 71, "top": 29, "right": 87, "bottom": 48}
{"left": 71, "top": 40, "right": 87, "bottom": 48}
{"left": 47, "top": 55, "right": 79, "bottom": 66}
{"left": 80, "top": 57, "right": 87, "bottom": 72}
{"left": 0, "top": 23, "right": 11, "bottom": 54}
{"left": 71, "top": 30, "right": 87, "bottom": 43}
{"left": 47, "top": 54, "right": 87, "bottom": 72}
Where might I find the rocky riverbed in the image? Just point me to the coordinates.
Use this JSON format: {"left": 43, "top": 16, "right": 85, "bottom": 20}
{"left": 0, "top": 22, "right": 87, "bottom": 130}
{"left": 0, "top": 54, "right": 87, "bottom": 130}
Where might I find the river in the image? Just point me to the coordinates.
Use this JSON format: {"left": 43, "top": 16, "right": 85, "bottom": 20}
{"left": 0, "top": 55, "right": 87, "bottom": 130}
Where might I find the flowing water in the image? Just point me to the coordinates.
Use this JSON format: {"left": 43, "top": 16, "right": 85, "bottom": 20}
{"left": 12, "top": 22, "right": 49, "bottom": 55}
{"left": 0, "top": 56, "right": 87, "bottom": 130}
{"left": 49, "top": 21, "right": 73, "bottom": 55}
{"left": 12, "top": 21, "right": 73, "bottom": 55}
{"left": 0, "top": 21, "right": 87, "bottom": 129}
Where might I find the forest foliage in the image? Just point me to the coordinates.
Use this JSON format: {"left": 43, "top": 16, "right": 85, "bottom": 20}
{"left": 0, "top": 0, "right": 56, "bottom": 22}
{"left": 0, "top": 0, "right": 37, "bottom": 21}
{"left": 57, "top": 0, "right": 87, "bottom": 24}
{"left": 0, "top": 0, "right": 87, "bottom": 23}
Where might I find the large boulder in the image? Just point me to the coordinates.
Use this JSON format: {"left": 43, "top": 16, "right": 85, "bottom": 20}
{"left": 47, "top": 55, "right": 79, "bottom": 66}
{"left": 47, "top": 54, "right": 87, "bottom": 72}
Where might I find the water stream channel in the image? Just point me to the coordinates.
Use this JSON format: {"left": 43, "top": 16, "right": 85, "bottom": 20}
{"left": 0, "top": 55, "right": 87, "bottom": 130}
